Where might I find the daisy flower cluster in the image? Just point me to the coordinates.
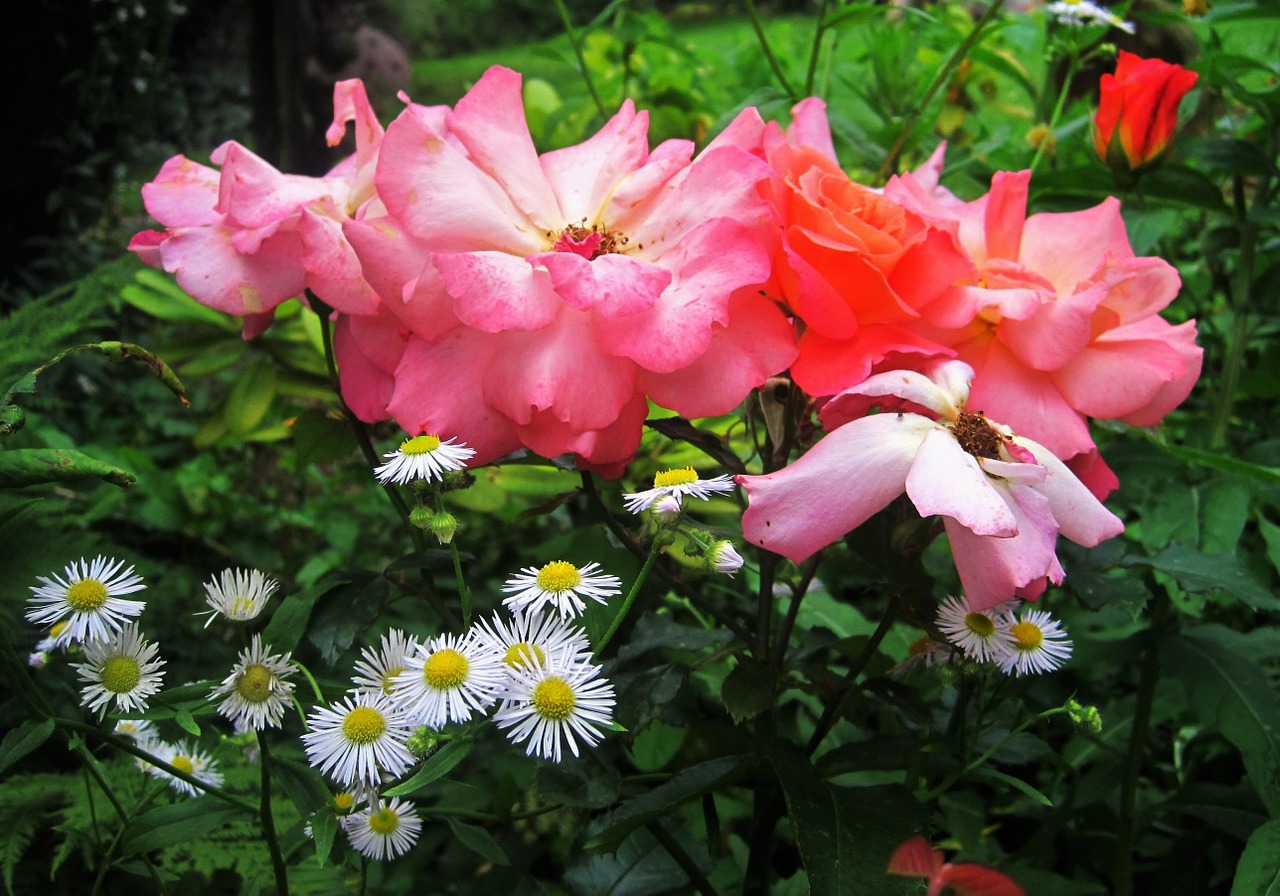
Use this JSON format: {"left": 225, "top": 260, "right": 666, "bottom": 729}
{"left": 373, "top": 433, "right": 475, "bottom": 546}
{"left": 114, "top": 720, "right": 225, "bottom": 797}
{"left": 934, "top": 595, "right": 1074, "bottom": 676}
{"left": 301, "top": 570, "right": 619, "bottom": 860}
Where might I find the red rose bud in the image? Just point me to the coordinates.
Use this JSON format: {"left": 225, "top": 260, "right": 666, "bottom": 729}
{"left": 1093, "top": 51, "right": 1198, "bottom": 181}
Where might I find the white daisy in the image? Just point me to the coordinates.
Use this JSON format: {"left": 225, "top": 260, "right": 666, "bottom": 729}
{"left": 27, "top": 556, "right": 146, "bottom": 648}
{"left": 301, "top": 692, "right": 415, "bottom": 788}
{"left": 501, "top": 560, "right": 622, "bottom": 620}
{"left": 997, "top": 609, "right": 1074, "bottom": 676}
{"left": 374, "top": 434, "right": 475, "bottom": 485}
{"left": 341, "top": 796, "right": 422, "bottom": 861}
{"left": 935, "top": 595, "right": 1014, "bottom": 664}
{"left": 1045, "top": 0, "right": 1135, "bottom": 33}
{"left": 114, "top": 718, "right": 159, "bottom": 746}
{"left": 210, "top": 634, "right": 298, "bottom": 731}
{"left": 148, "top": 740, "right": 224, "bottom": 797}
{"left": 74, "top": 624, "right": 165, "bottom": 718}
{"left": 889, "top": 635, "right": 955, "bottom": 679}
{"left": 350, "top": 629, "right": 421, "bottom": 697}
{"left": 200, "top": 567, "right": 277, "bottom": 627}
{"left": 623, "top": 467, "right": 736, "bottom": 513}
{"left": 391, "top": 632, "right": 505, "bottom": 729}
{"left": 473, "top": 609, "right": 593, "bottom": 675}
{"left": 494, "top": 649, "right": 616, "bottom": 763}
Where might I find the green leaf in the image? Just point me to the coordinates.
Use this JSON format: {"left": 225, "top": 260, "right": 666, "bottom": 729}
{"left": 1185, "top": 137, "right": 1278, "bottom": 177}
{"left": 121, "top": 268, "right": 238, "bottom": 329}
{"left": 0, "top": 448, "right": 135, "bottom": 488}
{"left": 536, "top": 761, "right": 622, "bottom": 809}
{"left": 583, "top": 756, "right": 751, "bottom": 851}
{"left": 564, "top": 827, "right": 699, "bottom": 896}
{"left": 121, "top": 801, "right": 244, "bottom": 855}
{"left": 1232, "top": 819, "right": 1280, "bottom": 896}
{"left": 174, "top": 708, "right": 200, "bottom": 737}
{"left": 222, "top": 361, "right": 278, "bottom": 437}
{"left": 1126, "top": 545, "right": 1280, "bottom": 611}
{"left": 309, "top": 809, "right": 338, "bottom": 867}
{"left": 721, "top": 658, "right": 775, "bottom": 725}
{"left": 384, "top": 740, "right": 472, "bottom": 798}
{"left": 1141, "top": 438, "right": 1280, "bottom": 486}
{"left": 967, "top": 766, "right": 1054, "bottom": 807}
{"left": 1165, "top": 634, "right": 1280, "bottom": 816}
{"left": 628, "top": 721, "right": 687, "bottom": 773}
{"left": 291, "top": 410, "right": 356, "bottom": 467}
{"left": 445, "top": 818, "right": 510, "bottom": 866}
{"left": 770, "top": 742, "right": 921, "bottom": 896}
{"left": 0, "top": 719, "right": 55, "bottom": 777}
{"left": 305, "top": 571, "right": 387, "bottom": 663}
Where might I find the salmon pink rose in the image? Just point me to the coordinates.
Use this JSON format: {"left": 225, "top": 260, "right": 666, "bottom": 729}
{"left": 884, "top": 166, "right": 1202, "bottom": 476}
{"left": 343, "top": 66, "right": 797, "bottom": 473}
{"left": 736, "top": 360, "right": 1123, "bottom": 610}
{"left": 130, "top": 80, "right": 411, "bottom": 335}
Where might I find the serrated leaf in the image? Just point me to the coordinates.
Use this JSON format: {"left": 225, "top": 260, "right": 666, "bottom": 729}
{"left": 121, "top": 801, "right": 244, "bottom": 855}
{"left": 721, "top": 658, "right": 774, "bottom": 724}
{"left": 445, "top": 818, "right": 510, "bottom": 866}
{"left": 384, "top": 740, "right": 472, "bottom": 798}
{"left": 1232, "top": 818, "right": 1280, "bottom": 896}
{"left": 584, "top": 756, "right": 751, "bottom": 852}
{"left": 1127, "top": 545, "right": 1280, "bottom": 610}
{"left": 1165, "top": 634, "right": 1280, "bottom": 816}
{"left": 564, "top": 827, "right": 697, "bottom": 896}
{"left": 0, "top": 719, "right": 55, "bottom": 777}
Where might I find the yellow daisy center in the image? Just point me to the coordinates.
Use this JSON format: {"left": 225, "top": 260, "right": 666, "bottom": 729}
{"left": 423, "top": 649, "right": 469, "bottom": 690}
{"left": 1010, "top": 621, "right": 1044, "bottom": 651}
{"left": 66, "top": 578, "right": 109, "bottom": 611}
{"left": 170, "top": 755, "right": 195, "bottom": 775}
{"left": 235, "top": 664, "right": 274, "bottom": 703}
{"left": 229, "top": 595, "right": 259, "bottom": 618}
{"left": 908, "top": 636, "right": 935, "bottom": 657}
{"left": 342, "top": 706, "right": 387, "bottom": 744}
{"left": 536, "top": 561, "right": 581, "bottom": 593}
{"left": 964, "top": 612, "right": 996, "bottom": 638}
{"left": 368, "top": 807, "right": 401, "bottom": 835}
{"left": 531, "top": 677, "right": 577, "bottom": 721}
{"left": 503, "top": 642, "right": 546, "bottom": 670}
{"left": 380, "top": 666, "right": 404, "bottom": 695}
{"left": 50, "top": 620, "right": 70, "bottom": 637}
{"left": 333, "top": 792, "right": 356, "bottom": 811}
{"left": 400, "top": 434, "right": 442, "bottom": 455}
{"left": 654, "top": 467, "right": 699, "bottom": 488}
{"left": 101, "top": 656, "right": 141, "bottom": 694}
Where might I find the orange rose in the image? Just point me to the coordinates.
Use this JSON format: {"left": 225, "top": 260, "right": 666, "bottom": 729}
{"left": 1093, "top": 52, "right": 1198, "bottom": 180}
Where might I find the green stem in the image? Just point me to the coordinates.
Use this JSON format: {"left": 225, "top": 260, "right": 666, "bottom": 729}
{"left": 554, "top": 0, "right": 608, "bottom": 119}
{"left": 772, "top": 557, "right": 819, "bottom": 666}
{"left": 58, "top": 720, "right": 259, "bottom": 813}
{"left": 876, "top": 0, "right": 1006, "bottom": 181}
{"left": 1208, "top": 175, "right": 1259, "bottom": 449}
{"left": 598, "top": 539, "right": 662, "bottom": 651}
{"left": 921, "top": 706, "right": 1069, "bottom": 802}
{"left": 743, "top": 0, "right": 799, "bottom": 100}
{"left": 1028, "top": 54, "right": 1079, "bottom": 174}
{"left": 90, "top": 783, "right": 164, "bottom": 896}
{"left": 76, "top": 744, "right": 171, "bottom": 896}
{"left": 257, "top": 734, "right": 290, "bottom": 896}
{"left": 803, "top": 0, "right": 833, "bottom": 97}
{"left": 647, "top": 820, "right": 718, "bottom": 896}
{"left": 448, "top": 537, "right": 473, "bottom": 627}
{"left": 805, "top": 594, "right": 901, "bottom": 756}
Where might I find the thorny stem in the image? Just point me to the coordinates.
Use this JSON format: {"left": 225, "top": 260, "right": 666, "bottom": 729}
{"left": 257, "top": 733, "right": 291, "bottom": 896}
{"left": 805, "top": 594, "right": 902, "bottom": 756}
{"left": 876, "top": 0, "right": 1006, "bottom": 181}
{"left": 554, "top": 0, "right": 608, "bottom": 119}
{"left": 743, "top": 0, "right": 799, "bottom": 101}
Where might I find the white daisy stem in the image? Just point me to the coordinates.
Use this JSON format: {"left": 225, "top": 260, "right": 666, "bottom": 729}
{"left": 74, "top": 742, "right": 172, "bottom": 895}
{"left": 920, "top": 705, "right": 1070, "bottom": 802}
{"left": 448, "top": 538, "right": 472, "bottom": 627}
{"left": 597, "top": 540, "right": 663, "bottom": 651}
{"left": 257, "top": 733, "right": 291, "bottom": 896}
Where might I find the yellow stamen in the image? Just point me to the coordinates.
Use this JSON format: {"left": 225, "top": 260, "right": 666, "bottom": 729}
{"left": 400, "top": 434, "right": 442, "bottom": 455}
{"left": 66, "top": 579, "right": 109, "bottom": 611}
{"left": 503, "top": 642, "right": 545, "bottom": 670}
{"left": 964, "top": 612, "right": 996, "bottom": 638}
{"left": 422, "top": 649, "right": 469, "bottom": 690}
{"left": 342, "top": 706, "right": 387, "bottom": 744}
{"left": 368, "top": 807, "right": 400, "bottom": 835}
{"left": 235, "top": 664, "right": 274, "bottom": 703}
{"left": 654, "top": 467, "right": 699, "bottom": 489}
{"left": 101, "top": 656, "right": 141, "bottom": 694}
{"left": 170, "top": 755, "right": 195, "bottom": 775}
{"left": 531, "top": 677, "right": 576, "bottom": 721}
{"left": 1009, "top": 621, "right": 1044, "bottom": 651}
{"left": 536, "top": 561, "right": 581, "bottom": 593}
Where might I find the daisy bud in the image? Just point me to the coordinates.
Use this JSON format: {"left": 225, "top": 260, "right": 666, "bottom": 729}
{"left": 709, "top": 541, "right": 744, "bottom": 577}
{"left": 28, "top": 651, "right": 48, "bottom": 669}
{"left": 405, "top": 726, "right": 439, "bottom": 760}
{"left": 429, "top": 511, "right": 459, "bottom": 545}
{"left": 1067, "top": 698, "right": 1103, "bottom": 734}
{"left": 409, "top": 505, "right": 433, "bottom": 530}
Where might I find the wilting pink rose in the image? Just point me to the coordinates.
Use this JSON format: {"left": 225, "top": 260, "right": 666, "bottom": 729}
{"left": 130, "top": 80, "right": 402, "bottom": 334}
{"left": 884, "top": 164, "right": 1202, "bottom": 477}
{"left": 736, "top": 360, "right": 1123, "bottom": 610}
{"left": 342, "top": 65, "right": 796, "bottom": 473}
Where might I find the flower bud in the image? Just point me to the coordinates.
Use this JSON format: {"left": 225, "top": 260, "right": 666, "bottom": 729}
{"left": 430, "top": 511, "right": 459, "bottom": 545}
{"left": 406, "top": 725, "right": 440, "bottom": 759}
{"left": 709, "top": 540, "right": 744, "bottom": 577}
{"left": 1066, "top": 698, "right": 1103, "bottom": 734}
{"left": 409, "top": 505, "right": 433, "bottom": 530}
{"left": 1093, "top": 51, "right": 1198, "bottom": 184}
